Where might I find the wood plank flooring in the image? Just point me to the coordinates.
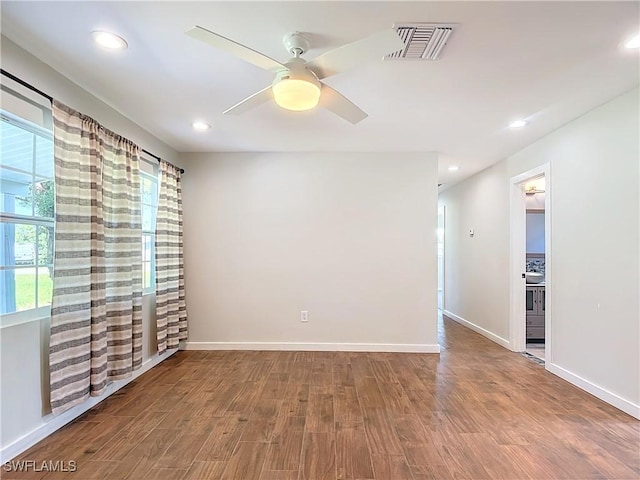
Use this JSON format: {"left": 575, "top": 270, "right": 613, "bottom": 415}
{"left": 4, "top": 316, "right": 639, "bottom": 479}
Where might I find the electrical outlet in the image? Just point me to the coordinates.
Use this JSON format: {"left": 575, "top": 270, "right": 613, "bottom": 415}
{"left": 300, "top": 311, "right": 309, "bottom": 323}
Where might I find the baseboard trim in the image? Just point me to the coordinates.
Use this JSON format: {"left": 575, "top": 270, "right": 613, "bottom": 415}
{"left": 0, "top": 349, "right": 178, "bottom": 463}
{"left": 184, "top": 341, "right": 440, "bottom": 353}
{"left": 443, "top": 310, "right": 511, "bottom": 350}
{"left": 546, "top": 362, "right": 640, "bottom": 420}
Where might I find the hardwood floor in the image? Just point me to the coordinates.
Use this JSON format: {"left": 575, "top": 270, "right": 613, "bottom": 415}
{"left": 4, "top": 316, "right": 639, "bottom": 479}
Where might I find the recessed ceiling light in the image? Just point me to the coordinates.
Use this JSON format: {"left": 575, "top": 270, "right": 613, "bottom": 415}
{"left": 509, "top": 120, "right": 528, "bottom": 129}
{"left": 92, "top": 31, "right": 128, "bottom": 50}
{"left": 448, "top": 165, "right": 460, "bottom": 172}
{"left": 625, "top": 34, "right": 640, "bottom": 49}
{"left": 192, "top": 121, "right": 211, "bottom": 132}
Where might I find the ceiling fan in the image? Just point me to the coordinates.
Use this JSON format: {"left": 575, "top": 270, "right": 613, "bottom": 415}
{"left": 185, "top": 26, "right": 405, "bottom": 124}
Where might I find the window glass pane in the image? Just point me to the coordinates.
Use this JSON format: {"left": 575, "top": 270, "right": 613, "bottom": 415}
{"left": 37, "top": 266, "right": 53, "bottom": 307}
{"left": 150, "top": 178, "right": 158, "bottom": 203}
{"left": 14, "top": 268, "right": 36, "bottom": 312}
{"left": 32, "top": 180, "right": 55, "bottom": 219}
{"left": 0, "top": 269, "right": 18, "bottom": 314}
{"left": 142, "top": 176, "right": 156, "bottom": 204}
{"left": 142, "top": 235, "right": 151, "bottom": 262}
{"left": 143, "top": 261, "right": 151, "bottom": 290}
{"left": 0, "top": 222, "right": 17, "bottom": 267}
{"left": 142, "top": 204, "right": 156, "bottom": 232}
{"left": 14, "top": 224, "right": 36, "bottom": 266}
{"left": 0, "top": 120, "right": 34, "bottom": 172}
{"left": 37, "top": 225, "right": 54, "bottom": 265}
{"left": 140, "top": 171, "right": 157, "bottom": 292}
{"left": 35, "top": 135, "right": 54, "bottom": 179}
{"left": 0, "top": 166, "right": 33, "bottom": 216}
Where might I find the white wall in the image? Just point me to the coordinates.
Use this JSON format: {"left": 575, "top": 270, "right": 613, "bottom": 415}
{"left": 439, "top": 88, "right": 640, "bottom": 417}
{"left": 180, "top": 152, "right": 439, "bottom": 352}
{"left": 438, "top": 160, "right": 512, "bottom": 342}
{"left": 0, "top": 36, "right": 181, "bottom": 459}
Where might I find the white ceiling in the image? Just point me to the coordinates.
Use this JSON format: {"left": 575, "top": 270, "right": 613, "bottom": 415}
{"left": 1, "top": 2, "right": 638, "bottom": 187}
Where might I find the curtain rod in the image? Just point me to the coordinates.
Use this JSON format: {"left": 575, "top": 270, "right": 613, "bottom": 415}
{"left": 1, "top": 68, "right": 185, "bottom": 174}
{"left": 140, "top": 148, "right": 184, "bottom": 175}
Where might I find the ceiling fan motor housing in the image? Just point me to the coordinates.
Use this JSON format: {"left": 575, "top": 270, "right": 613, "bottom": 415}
{"left": 272, "top": 59, "right": 321, "bottom": 111}
{"left": 273, "top": 59, "right": 320, "bottom": 88}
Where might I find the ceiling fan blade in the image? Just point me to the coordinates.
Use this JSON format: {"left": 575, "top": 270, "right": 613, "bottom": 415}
{"left": 223, "top": 86, "right": 273, "bottom": 115}
{"left": 186, "top": 26, "right": 285, "bottom": 72}
{"left": 306, "top": 29, "right": 404, "bottom": 79}
{"left": 319, "top": 85, "right": 368, "bottom": 124}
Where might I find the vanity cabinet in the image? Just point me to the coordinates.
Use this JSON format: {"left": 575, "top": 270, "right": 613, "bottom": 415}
{"left": 526, "top": 285, "right": 545, "bottom": 340}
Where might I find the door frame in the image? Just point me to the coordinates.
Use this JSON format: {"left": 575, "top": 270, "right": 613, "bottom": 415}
{"left": 437, "top": 205, "right": 445, "bottom": 311}
{"left": 509, "top": 163, "right": 551, "bottom": 362}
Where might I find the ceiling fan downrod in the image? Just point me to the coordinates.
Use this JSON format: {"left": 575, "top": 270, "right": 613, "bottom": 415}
{"left": 283, "top": 32, "right": 311, "bottom": 58}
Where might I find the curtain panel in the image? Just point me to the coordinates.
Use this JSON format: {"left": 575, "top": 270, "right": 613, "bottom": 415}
{"left": 49, "top": 100, "right": 143, "bottom": 415}
{"left": 155, "top": 160, "right": 187, "bottom": 353}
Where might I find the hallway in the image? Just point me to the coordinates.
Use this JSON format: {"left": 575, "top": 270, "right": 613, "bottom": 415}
{"left": 5, "top": 316, "right": 639, "bottom": 479}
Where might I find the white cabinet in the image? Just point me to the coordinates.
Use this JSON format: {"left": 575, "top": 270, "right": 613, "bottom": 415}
{"left": 526, "top": 285, "right": 545, "bottom": 340}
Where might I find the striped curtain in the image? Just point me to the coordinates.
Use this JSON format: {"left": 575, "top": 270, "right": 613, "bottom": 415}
{"left": 155, "top": 160, "right": 187, "bottom": 353}
{"left": 49, "top": 100, "right": 142, "bottom": 415}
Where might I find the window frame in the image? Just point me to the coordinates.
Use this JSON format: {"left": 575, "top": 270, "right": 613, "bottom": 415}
{"left": 140, "top": 167, "right": 159, "bottom": 295}
{"left": 0, "top": 109, "right": 54, "bottom": 327}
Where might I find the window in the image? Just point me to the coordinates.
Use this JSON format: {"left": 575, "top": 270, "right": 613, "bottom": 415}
{"left": 140, "top": 169, "right": 158, "bottom": 293}
{"left": 0, "top": 108, "right": 54, "bottom": 319}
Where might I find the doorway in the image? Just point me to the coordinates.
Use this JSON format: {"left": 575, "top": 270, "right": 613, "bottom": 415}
{"left": 509, "top": 164, "right": 551, "bottom": 364}
{"left": 437, "top": 206, "right": 445, "bottom": 311}
{"left": 525, "top": 198, "right": 545, "bottom": 360}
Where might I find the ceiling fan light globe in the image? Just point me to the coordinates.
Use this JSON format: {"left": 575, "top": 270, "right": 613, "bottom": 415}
{"left": 272, "top": 79, "right": 321, "bottom": 111}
